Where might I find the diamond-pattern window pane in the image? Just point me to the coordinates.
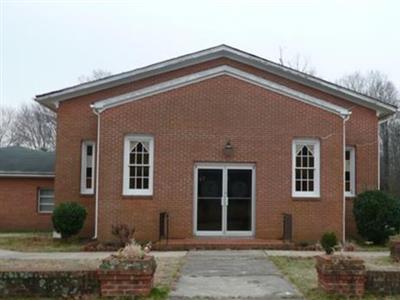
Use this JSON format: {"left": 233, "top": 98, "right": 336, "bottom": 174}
{"left": 128, "top": 140, "right": 151, "bottom": 191}
{"left": 295, "top": 144, "right": 316, "bottom": 192}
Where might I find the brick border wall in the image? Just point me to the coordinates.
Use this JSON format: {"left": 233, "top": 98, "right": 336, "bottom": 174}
{"left": 0, "top": 270, "right": 98, "bottom": 297}
{"left": 366, "top": 269, "right": 400, "bottom": 295}
{"left": 316, "top": 255, "right": 366, "bottom": 297}
{"left": 316, "top": 255, "right": 400, "bottom": 297}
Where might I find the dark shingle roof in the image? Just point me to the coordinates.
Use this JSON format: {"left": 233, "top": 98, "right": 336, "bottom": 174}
{"left": 0, "top": 146, "right": 55, "bottom": 177}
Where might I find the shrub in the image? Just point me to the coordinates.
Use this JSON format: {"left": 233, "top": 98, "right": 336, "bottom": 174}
{"left": 353, "top": 190, "right": 400, "bottom": 244}
{"left": 321, "top": 232, "right": 338, "bottom": 254}
{"left": 111, "top": 223, "right": 135, "bottom": 246}
{"left": 52, "top": 202, "right": 87, "bottom": 239}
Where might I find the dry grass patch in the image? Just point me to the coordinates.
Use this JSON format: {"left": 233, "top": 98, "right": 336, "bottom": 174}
{"left": 0, "top": 232, "right": 86, "bottom": 252}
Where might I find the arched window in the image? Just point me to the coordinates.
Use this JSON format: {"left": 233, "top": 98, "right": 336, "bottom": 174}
{"left": 292, "top": 139, "right": 320, "bottom": 197}
{"left": 123, "top": 135, "right": 154, "bottom": 196}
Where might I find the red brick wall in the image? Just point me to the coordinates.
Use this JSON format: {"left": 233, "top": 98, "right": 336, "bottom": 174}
{"left": 54, "top": 96, "right": 97, "bottom": 237}
{"left": 55, "top": 58, "right": 378, "bottom": 242}
{"left": 0, "top": 177, "right": 54, "bottom": 231}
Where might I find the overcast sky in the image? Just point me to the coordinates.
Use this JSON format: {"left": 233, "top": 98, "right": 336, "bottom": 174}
{"left": 1, "top": 0, "right": 400, "bottom": 108}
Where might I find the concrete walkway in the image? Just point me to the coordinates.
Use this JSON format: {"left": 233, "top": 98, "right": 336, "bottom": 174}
{"left": 265, "top": 250, "right": 389, "bottom": 258}
{"left": 0, "top": 248, "right": 388, "bottom": 260}
{"left": 0, "top": 249, "right": 187, "bottom": 260}
{"left": 169, "top": 250, "right": 303, "bottom": 300}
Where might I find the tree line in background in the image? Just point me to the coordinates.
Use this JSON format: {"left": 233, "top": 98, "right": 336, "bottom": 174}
{"left": 0, "top": 69, "right": 112, "bottom": 151}
{"left": 0, "top": 60, "right": 399, "bottom": 196}
{"left": 0, "top": 103, "right": 56, "bottom": 151}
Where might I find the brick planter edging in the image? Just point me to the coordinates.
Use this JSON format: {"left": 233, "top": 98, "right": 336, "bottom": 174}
{"left": 0, "top": 270, "right": 99, "bottom": 297}
{"left": 367, "top": 269, "right": 400, "bottom": 295}
{"left": 316, "top": 254, "right": 366, "bottom": 297}
{"left": 390, "top": 240, "right": 400, "bottom": 262}
{"left": 98, "top": 255, "right": 157, "bottom": 297}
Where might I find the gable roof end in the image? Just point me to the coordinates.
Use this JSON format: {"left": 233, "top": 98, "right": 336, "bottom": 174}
{"left": 35, "top": 45, "right": 397, "bottom": 119}
{"left": 92, "top": 65, "right": 351, "bottom": 118}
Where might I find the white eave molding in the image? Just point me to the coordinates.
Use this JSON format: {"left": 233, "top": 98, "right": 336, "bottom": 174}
{"left": 92, "top": 65, "right": 351, "bottom": 118}
{"left": 0, "top": 171, "right": 55, "bottom": 178}
{"left": 35, "top": 45, "right": 396, "bottom": 118}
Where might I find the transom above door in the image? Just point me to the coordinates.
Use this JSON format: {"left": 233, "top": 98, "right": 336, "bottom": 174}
{"left": 194, "top": 163, "right": 255, "bottom": 237}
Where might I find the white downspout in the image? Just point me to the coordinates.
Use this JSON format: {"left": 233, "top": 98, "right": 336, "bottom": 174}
{"left": 92, "top": 106, "right": 101, "bottom": 239}
{"left": 342, "top": 114, "right": 351, "bottom": 247}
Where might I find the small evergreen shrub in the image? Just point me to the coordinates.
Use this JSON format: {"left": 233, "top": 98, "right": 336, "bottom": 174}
{"left": 52, "top": 202, "right": 87, "bottom": 239}
{"left": 353, "top": 190, "right": 400, "bottom": 244}
{"left": 321, "top": 232, "right": 338, "bottom": 254}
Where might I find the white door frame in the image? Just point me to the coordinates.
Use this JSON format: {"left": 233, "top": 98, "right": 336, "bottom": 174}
{"left": 193, "top": 162, "right": 256, "bottom": 237}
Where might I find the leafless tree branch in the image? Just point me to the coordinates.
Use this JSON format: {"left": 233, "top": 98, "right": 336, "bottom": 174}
{"left": 278, "top": 47, "right": 317, "bottom": 76}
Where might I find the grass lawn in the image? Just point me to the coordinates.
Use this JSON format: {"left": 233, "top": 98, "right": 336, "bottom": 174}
{"left": 0, "top": 232, "right": 87, "bottom": 252}
{"left": 352, "top": 240, "right": 389, "bottom": 252}
{"left": 270, "top": 256, "right": 400, "bottom": 300}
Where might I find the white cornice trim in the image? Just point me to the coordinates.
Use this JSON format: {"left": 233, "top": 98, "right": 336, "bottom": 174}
{"left": 0, "top": 171, "right": 55, "bottom": 178}
{"left": 35, "top": 45, "right": 396, "bottom": 118}
{"left": 92, "top": 65, "right": 350, "bottom": 118}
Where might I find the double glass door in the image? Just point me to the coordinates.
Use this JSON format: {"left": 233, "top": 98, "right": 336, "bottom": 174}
{"left": 195, "top": 164, "right": 254, "bottom": 236}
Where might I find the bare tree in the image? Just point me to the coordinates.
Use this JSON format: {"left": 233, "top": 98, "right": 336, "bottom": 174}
{"left": 337, "top": 71, "right": 398, "bottom": 105}
{"left": 388, "top": 120, "right": 400, "bottom": 195}
{"left": 0, "top": 107, "right": 15, "bottom": 147}
{"left": 10, "top": 103, "right": 56, "bottom": 151}
{"left": 278, "top": 47, "right": 317, "bottom": 75}
{"left": 1, "top": 69, "right": 112, "bottom": 151}
{"left": 78, "top": 69, "right": 112, "bottom": 83}
{"left": 337, "top": 70, "right": 400, "bottom": 194}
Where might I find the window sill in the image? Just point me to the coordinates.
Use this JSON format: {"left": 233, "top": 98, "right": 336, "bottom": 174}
{"left": 38, "top": 211, "right": 53, "bottom": 215}
{"left": 292, "top": 197, "right": 321, "bottom": 201}
{"left": 80, "top": 193, "right": 95, "bottom": 198}
{"left": 122, "top": 195, "right": 153, "bottom": 200}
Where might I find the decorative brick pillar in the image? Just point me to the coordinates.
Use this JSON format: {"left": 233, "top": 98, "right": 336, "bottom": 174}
{"left": 316, "top": 255, "right": 366, "bottom": 297}
{"left": 98, "top": 255, "right": 156, "bottom": 297}
{"left": 390, "top": 240, "right": 400, "bottom": 262}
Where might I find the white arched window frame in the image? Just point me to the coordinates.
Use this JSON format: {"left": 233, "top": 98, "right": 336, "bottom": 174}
{"left": 292, "top": 138, "right": 320, "bottom": 198}
{"left": 123, "top": 135, "right": 154, "bottom": 196}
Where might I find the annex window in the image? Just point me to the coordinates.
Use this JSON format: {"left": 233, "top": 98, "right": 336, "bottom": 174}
{"left": 292, "top": 139, "right": 320, "bottom": 198}
{"left": 38, "top": 188, "right": 54, "bottom": 213}
{"left": 81, "top": 141, "right": 95, "bottom": 194}
{"left": 123, "top": 135, "right": 154, "bottom": 196}
{"left": 345, "top": 146, "right": 356, "bottom": 197}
